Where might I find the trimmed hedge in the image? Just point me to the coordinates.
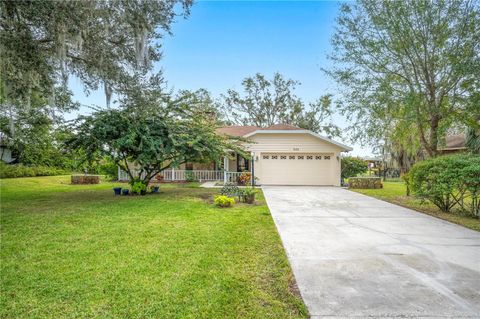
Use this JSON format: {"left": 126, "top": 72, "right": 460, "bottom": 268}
{"left": 408, "top": 154, "right": 480, "bottom": 217}
{"left": 0, "top": 162, "right": 67, "bottom": 179}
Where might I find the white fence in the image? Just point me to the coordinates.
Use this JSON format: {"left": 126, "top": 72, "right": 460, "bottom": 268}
{"left": 163, "top": 170, "right": 223, "bottom": 181}
{"left": 224, "top": 171, "right": 243, "bottom": 183}
{"left": 118, "top": 169, "right": 248, "bottom": 183}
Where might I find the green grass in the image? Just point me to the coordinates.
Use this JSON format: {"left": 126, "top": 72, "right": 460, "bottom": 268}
{"left": 351, "top": 181, "right": 480, "bottom": 231}
{"left": 0, "top": 176, "right": 307, "bottom": 319}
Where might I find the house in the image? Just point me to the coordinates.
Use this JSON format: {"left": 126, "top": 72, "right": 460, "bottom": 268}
{"left": 118, "top": 124, "right": 352, "bottom": 186}
{"left": 0, "top": 132, "right": 15, "bottom": 163}
{"left": 0, "top": 146, "right": 14, "bottom": 163}
{"left": 438, "top": 134, "right": 467, "bottom": 154}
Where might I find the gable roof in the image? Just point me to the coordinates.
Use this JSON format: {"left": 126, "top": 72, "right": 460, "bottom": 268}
{"left": 262, "top": 124, "right": 303, "bottom": 130}
{"left": 216, "top": 125, "right": 260, "bottom": 137}
{"left": 245, "top": 129, "right": 352, "bottom": 152}
{"left": 217, "top": 124, "right": 353, "bottom": 151}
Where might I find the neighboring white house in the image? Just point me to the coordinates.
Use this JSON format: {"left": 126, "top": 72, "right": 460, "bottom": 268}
{"left": 118, "top": 124, "right": 352, "bottom": 186}
{"left": 0, "top": 146, "right": 14, "bottom": 163}
{"left": 0, "top": 132, "right": 15, "bottom": 163}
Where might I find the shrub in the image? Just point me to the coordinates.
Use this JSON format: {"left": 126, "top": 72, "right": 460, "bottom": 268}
{"left": 184, "top": 171, "right": 198, "bottom": 182}
{"left": 131, "top": 181, "right": 147, "bottom": 195}
{"left": 237, "top": 172, "right": 251, "bottom": 185}
{"left": 0, "top": 162, "right": 67, "bottom": 179}
{"left": 341, "top": 157, "right": 368, "bottom": 179}
{"left": 220, "top": 183, "right": 240, "bottom": 196}
{"left": 98, "top": 159, "right": 118, "bottom": 180}
{"left": 408, "top": 154, "right": 480, "bottom": 216}
{"left": 214, "top": 195, "right": 235, "bottom": 207}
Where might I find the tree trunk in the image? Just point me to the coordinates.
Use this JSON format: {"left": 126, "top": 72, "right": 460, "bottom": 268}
{"left": 428, "top": 114, "right": 440, "bottom": 157}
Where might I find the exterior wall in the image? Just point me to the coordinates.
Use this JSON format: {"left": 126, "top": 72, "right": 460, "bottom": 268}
{"left": 0, "top": 147, "right": 13, "bottom": 163}
{"left": 244, "top": 133, "right": 344, "bottom": 186}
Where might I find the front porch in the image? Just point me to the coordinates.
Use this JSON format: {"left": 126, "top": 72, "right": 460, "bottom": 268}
{"left": 117, "top": 153, "right": 253, "bottom": 184}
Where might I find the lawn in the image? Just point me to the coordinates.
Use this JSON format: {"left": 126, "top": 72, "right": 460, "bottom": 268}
{"left": 351, "top": 181, "right": 480, "bottom": 232}
{"left": 0, "top": 176, "right": 307, "bottom": 319}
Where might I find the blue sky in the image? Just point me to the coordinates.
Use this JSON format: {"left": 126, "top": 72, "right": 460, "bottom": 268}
{"left": 70, "top": 1, "right": 372, "bottom": 156}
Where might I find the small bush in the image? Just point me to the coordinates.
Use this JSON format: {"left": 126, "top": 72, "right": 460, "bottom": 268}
{"left": 98, "top": 160, "right": 118, "bottom": 180}
{"left": 341, "top": 157, "right": 368, "bottom": 179}
{"left": 184, "top": 171, "right": 198, "bottom": 182}
{"left": 220, "top": 183, "right": 240, "bottom": 196}
{"left": 237, "top": 172, "right": 251, "bottom": 185}
{"left": 0, "top": 162, "right": 67, "bottom": 179}
{"left": 408, "top": 154, "right": 480, "bottom": 216}
{"left": 131, "top": 181, "right": 147, "bottom": 195}
{"left": 214, "top": 195, "right": 235, "bottom": 207}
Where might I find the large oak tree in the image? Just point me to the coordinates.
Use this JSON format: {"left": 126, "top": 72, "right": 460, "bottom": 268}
{"left": 0, "top": 0, "right": 192, "bottom": 164}
{"left": 326, "top": 0, "right": 480, "bottom": 157}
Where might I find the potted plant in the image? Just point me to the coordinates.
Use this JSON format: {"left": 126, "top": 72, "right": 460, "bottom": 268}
{"left": 150, "top": 185, "right": 160, "bottom": 193}
{"left": 242, "top": 187, "right": 256, "bottom": 204}
{"left": 122, "top": 189, "right": 130, "bottom": 196}
{"left": 132, "top": 181, "right": 147, "bottom": 195}
{"left": 113, "top": 187, "right": 122, "bottom": 195}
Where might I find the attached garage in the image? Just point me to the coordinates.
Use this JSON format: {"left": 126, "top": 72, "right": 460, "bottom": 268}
{"left": 243, "top": 125, "right": 352, "bottom": 186}
{"left": 259, "top": 153, "right": 336, "bottom": 186}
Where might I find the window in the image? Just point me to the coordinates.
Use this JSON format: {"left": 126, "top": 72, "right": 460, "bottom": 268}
{"left": 298, "top": 155, "right": 304, "bottom": 160}
{"left": 324, "top": 156, "right": 331, "bottom": 160}
{"left": 307, "top": 155, "right": 313, "bottom": 160}
{"left": 272, "top": 155, "right": 278, "bottom": 159}
{"left": 289, "top": 155, "right": 295, "bottom": 160}
{"left": 280, "top": 155, "right": 287, "bottom": 159}
{"left": 315, "top": 155, "right": 322, "bottom": 160}
{"left": 263, "top": 155, "right": 269, "bottom": 160}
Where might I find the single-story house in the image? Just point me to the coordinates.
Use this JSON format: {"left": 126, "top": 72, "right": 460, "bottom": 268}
{"left": 118, "top": 124, "right": 352, "bottom": 186}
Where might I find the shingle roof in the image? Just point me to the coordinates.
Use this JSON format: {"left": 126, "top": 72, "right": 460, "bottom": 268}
{"left": 216, "top": 125, "right": 260, "bottom": 137}
{"left": 262, "top": 123, "right": 303, "bottom": 130}
{"left": 217, "top": 124, "right": 353, "bottom": 151}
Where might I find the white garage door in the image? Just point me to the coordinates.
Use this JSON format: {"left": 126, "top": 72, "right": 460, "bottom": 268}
{"left": 259, "top": 153, "right": 335, "bottom": 185}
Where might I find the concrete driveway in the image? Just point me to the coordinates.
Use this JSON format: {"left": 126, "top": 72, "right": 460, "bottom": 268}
{"left": 262, "top": 186, "right": 480, "bottom": 318}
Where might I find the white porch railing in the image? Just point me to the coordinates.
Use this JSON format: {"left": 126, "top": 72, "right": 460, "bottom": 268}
{"left": 224, "top": 171, "right": 243, "bottom": 183}
{"left": 163, "top": 170, "right": 224, "bottom": 181}
{"left": 118, "top": 168, "right": 250, "bottom": 184}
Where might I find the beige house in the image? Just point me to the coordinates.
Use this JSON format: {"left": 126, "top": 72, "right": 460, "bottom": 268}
{"left": 118, "top": 124, "right": 352, "bottom": 186}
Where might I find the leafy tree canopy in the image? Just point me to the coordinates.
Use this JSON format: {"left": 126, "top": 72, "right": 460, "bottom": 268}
{"left": 1, "top": 0, "right": 192, "bottom": 107}
{"left": 0, "top": 0, "right": 192, "bottom": 167}
{"left": 69, "top": 76, "right": 243, "bottom": 186}
{"left": 341, "top": 156, "right": 368, "bottom": 179}
{"left": 222, "top": 73, "right": 341, "bottom": 138}
{"left": 326, "top": 0, "right": 480, "bottom": 157}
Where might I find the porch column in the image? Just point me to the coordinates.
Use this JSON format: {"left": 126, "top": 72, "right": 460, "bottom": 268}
{"left": 223, "top": 156, "right": 229, "bottom": 184}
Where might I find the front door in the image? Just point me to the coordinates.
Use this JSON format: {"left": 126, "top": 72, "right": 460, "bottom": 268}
{"left": 236, "top": 154, "right": 250, "bottom": 172}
